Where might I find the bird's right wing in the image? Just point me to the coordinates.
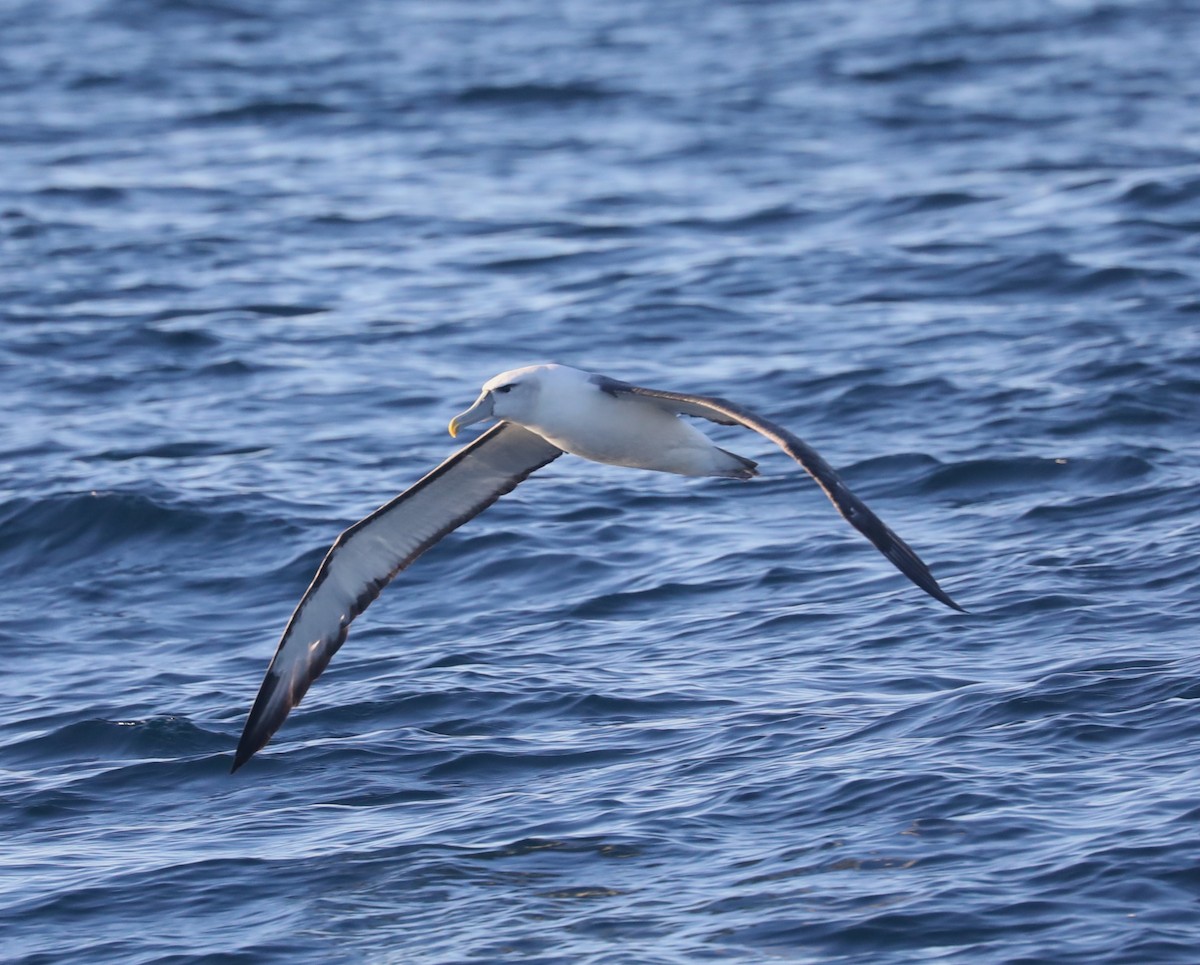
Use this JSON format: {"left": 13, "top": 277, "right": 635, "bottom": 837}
{"left": 592, "top": 375, "right": 964, "bottom": 612}
{"left": 232, "top": 421, "right": 562, "bottom": 771}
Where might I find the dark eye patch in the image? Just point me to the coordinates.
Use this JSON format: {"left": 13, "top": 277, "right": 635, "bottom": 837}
{"left": 495, "top": 383, "right": 517, "bottom": 394}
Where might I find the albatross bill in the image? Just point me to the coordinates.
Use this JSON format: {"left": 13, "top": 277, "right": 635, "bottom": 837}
{"left": 232, "top": 363, "right": 964, "bottom": 772}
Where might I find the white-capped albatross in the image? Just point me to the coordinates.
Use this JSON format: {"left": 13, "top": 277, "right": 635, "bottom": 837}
{"left": 232, "top": 363, "right": 964, "bottom": 771}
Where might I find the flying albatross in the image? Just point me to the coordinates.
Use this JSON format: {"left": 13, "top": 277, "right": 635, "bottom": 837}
{"left": 232, "top": 363, "right": 963, "bottom": 771}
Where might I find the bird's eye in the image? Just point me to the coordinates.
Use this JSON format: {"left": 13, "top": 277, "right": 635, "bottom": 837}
{"left": 495, "top": 383, "right": 516, "bottom": 394}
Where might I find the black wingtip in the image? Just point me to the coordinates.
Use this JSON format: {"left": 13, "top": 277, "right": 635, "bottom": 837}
{"left": 896, "top": 547, "right": 965, "bottom": 613}
{"left": 909, "top": 566, "right": 967, "bottom": 613}
{"left": 890, "top": 551, "right": 967, "bottom": 614}
{"left": 230, "top": 729, "right": 262, "bottom": 773}
{"left": 865, "top": 519, "right": 967, "bottom": 615}
{"left": 932, "top": 588, "right": 968, "bottom": 614}
{"left": 230, "top": 670, "right": 284, "bottom": 774}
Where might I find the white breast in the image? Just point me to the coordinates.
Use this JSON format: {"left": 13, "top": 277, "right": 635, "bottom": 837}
{"left": 523, "top": 383, "right": 722, "bottom": 476}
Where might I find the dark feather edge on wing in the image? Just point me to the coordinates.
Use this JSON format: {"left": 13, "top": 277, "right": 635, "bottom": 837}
{"left": 591, "top": 374, "right": 965, "bottom": 613}
{"left": 232, "top": 422, "right": 563, "bottom": 771}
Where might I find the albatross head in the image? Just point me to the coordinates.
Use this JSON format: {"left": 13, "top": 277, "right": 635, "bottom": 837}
{"left": 449, "top": 363, "right": 572, "bottom": 437}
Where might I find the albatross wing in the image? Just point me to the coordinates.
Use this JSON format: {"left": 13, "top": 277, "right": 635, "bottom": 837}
{"left": 592, "top": 375, "right": 964, "bottom": 612}
{"left": 232, "top": 422, "right": 562, "bottom": 771}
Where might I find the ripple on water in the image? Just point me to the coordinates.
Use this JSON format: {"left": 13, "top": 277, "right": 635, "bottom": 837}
{"left": 4, "top": 0, "right": 1200, "bottom": 962}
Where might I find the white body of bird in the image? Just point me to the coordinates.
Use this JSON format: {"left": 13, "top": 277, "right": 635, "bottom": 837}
{"left": 457, "top": 364, "right": 757, "bottom": 478}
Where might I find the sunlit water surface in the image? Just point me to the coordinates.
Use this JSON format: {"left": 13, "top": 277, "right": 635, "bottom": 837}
{"left": 3, "top": 1, "right": 1200, "bottom": 962}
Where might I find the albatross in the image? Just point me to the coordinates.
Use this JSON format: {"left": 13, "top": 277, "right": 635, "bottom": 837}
{"left": 232, "top": 363, "right": 963, "bottom": 771}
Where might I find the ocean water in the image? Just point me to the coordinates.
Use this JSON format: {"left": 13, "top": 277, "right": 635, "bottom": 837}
{"left": 3, "top": 0, "right": 1200, "bottom": 961}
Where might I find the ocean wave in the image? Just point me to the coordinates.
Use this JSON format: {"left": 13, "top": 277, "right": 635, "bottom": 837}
{"left": 5, "top": 0, "right": 1200, "bottom": 961}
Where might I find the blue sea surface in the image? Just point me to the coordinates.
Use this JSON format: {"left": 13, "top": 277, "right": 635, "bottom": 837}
{"left": 3, "top": 0, "right": 1200, "bottom": 961}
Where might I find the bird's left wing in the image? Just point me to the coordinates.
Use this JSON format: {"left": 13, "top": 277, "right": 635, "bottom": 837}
{"left": 232, "top": 422, "right": 562, "bottom": 771}
{"left": 592, "top": 375, "right": 964, "bottom": 612}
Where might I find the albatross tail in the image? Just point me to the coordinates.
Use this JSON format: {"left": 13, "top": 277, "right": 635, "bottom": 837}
{"left": 713, "top": 447, "right": 759, "bottom": 479}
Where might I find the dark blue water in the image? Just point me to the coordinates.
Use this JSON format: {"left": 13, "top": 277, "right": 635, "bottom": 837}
{"left": 4, "top": 0, "right": 1200, "bottom": 961}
